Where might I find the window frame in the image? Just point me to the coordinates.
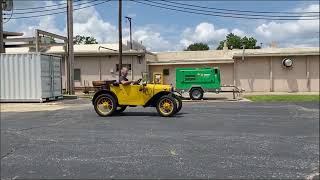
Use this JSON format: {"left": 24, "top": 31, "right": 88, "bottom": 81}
{"left": 74, "top": 68, "right": 81, "bottom": 81}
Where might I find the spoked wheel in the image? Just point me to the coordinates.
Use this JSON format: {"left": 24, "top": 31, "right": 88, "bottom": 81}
{"left": 94, "top": 94, "right": 117, "bottom": 117}
{"left": 156, "top": 95, "right": 177, "bottom": 117}
{"left": 116, "top": 106, "right": 127, "bottom": 113}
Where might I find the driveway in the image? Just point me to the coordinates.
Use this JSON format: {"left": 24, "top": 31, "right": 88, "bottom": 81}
{"left": 1, "top": 100, "right": 319, "bottom": 179}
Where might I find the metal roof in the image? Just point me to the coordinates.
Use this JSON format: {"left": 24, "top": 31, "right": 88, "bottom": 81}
{"left": 5, "top": 43, "right": 146, "bottom": 56}
{"left": 3, "top": 31, "right": 24, "bottom": 37}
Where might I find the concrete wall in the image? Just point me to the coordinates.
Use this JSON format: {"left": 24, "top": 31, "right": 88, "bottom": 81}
{"left": 150, "top": 55, "right": 319, "bottom": 92}
{"left": 235, "top": 57, "right": 270, "bottom": 92}
{"left": 61, "top": 55, "right": 146, "bottom": 89}
{"left": 272, "top": 56, "right": 308, "bottom": 92}
{"left": 309, "top": 55, "right": 319, "bottom": 92}
{"left": 235, "top": 55, "right": 319, "bottom": 92}
{"left": 149, "top": 63, "right": 234, "bottom": 86}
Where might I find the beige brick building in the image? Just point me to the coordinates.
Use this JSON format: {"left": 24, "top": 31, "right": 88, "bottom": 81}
{"left": 149, "top": 48, "right": 319, "bottom": 92}
{"left": 5, "top": 44, "right": 319, "bottom": 92}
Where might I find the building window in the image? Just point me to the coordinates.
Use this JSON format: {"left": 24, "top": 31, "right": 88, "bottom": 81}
{"left": 116, "top": 64, "right": 131, "bottom": 72}
{"left": 74, "top": 69, "right": 81, "bottom": 81}
{"left": 163, "top": 69, "right": 169, "bottom": 76}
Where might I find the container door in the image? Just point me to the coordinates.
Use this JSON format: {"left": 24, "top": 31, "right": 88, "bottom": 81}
{"left": 50, "top": 56, "right": 54, "bottom": 97}
{"left": 52, "top": 56, "right": 62, "bottom": 97}
{"left": 41, "top": 55, "right": 53, "bottom": 98}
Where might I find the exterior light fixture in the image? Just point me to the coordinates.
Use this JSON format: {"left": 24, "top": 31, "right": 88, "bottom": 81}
{"left": 282, "top": 58, "right": 293, "bottom": 68}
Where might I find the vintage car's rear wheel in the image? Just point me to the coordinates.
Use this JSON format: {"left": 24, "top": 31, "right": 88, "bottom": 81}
{"left": 174, "top": 96, "right": 182, "bottom": 114}
{"left": 156, "top": 95, "right": 177, "bottom": 117}
{"left": 116, "top": 106, "right": 127, "bottom": 113}
{"left": 94, "top": 94, "right": 117, "bottom": 117}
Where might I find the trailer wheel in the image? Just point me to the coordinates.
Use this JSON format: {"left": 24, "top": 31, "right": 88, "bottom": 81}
{"left": 189, "top": 88, "right": 203, "bottom": 100}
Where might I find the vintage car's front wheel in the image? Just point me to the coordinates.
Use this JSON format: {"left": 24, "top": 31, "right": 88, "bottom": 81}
{"left": 94, "top": 94, "right": 117, "bottom": 117}
{"left": 156, "top": 95, "right": 177, "bottom": 117}
{"left": 174, "top": 96, "right": 182, "bottom": 113}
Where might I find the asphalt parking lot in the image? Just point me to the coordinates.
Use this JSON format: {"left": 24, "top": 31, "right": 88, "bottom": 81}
{"left": 1, "top": 99, "right": 319, "bottom": 179}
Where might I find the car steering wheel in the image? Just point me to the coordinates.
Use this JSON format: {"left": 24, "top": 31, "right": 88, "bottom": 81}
{"left": 133, "top": 79, "right": 142, "bottom": 85}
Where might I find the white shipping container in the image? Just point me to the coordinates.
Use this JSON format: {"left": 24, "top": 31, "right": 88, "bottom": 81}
{"left": 0, "top": 53, "right": 62, "bottom": 102}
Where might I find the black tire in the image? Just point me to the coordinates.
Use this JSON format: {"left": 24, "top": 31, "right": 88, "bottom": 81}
{"left": 156, "top": 95, "right": 177, "bottom": 117}
{"left": 174, "top": 96, "right": 182, "bottom": 114}
{"left": 189, "top": 88, "right": 204, "bottom": 100}
{"left": 115, "top": 106, "right": 127, "bottom": 113}
{"left": 94, "top": 94, "right": 117, "bottom": 117}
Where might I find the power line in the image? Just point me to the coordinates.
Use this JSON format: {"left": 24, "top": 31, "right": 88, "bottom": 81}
{"left": 13, "top": 0, "right": 81, "bottom": 10}
{"left": 3, "top": 8, "right": 13, "bottom": 23}
{"left": 162, "top": 0, "right": 320, "bottom": 14}
{"left": 4, "top": 1, "right": 110, "bottom": 20}
{"left": 158, "top": 0, "right": 319, "bottom": 18}
{"left": 8, "top": 1, "right": 98, "bottom": 15}
{"left": 131, "top": 0, "right": 319, "bottom": 21}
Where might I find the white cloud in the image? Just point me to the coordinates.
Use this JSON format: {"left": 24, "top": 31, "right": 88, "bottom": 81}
{"left": 4, "top": 1, "right": 66, "bottom": 37}
{"left": 180, "top": 22, "right": 251, "bottom": 49}
{"left": 255, "top": 4, "right": 319, "bottom": 47}
{"left": 125, "top": 26, "right": 171, "bottom": 51}
{"left": 25, "top": 14, "right": 65, "bottom": 37}
{"left": 73, "top": 17, "right": 118, "bottom": 43}
{"left": 73, "top": 1, "right": 100, "bottom": 24}
{"left": 231, "top": 28, "right": 247, "bottom": 37}
{"left": 180, "top": 22, "right": 228, "bottom": 48}
{"left": 71, "top": 1, "right": 118, "bottom": 43}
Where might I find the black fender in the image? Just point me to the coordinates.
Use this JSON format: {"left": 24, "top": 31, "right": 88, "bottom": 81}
{"left": 172, "top": 91, "right": 183, "bottom": 98}
{"left": 188, "top": 86, "right": 204, "bottom": 93}
{"left": 92, "top": 89, "right": 118, "bottom": 105}
{"left": 143, "top": 91, "right": 171, "bottom": 107}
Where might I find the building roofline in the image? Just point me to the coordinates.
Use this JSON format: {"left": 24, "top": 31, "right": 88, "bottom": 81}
{"left": 3, "top": 31, "right": 24, "bottom": 37}
{"left": 148, "top": 58, "right": 234, "bottom": 65}
{"left": 232, "top": 47, "right": 320, "bottom": 57}
{"left": 51, "top": 51, "right": 146, "bottom": 56}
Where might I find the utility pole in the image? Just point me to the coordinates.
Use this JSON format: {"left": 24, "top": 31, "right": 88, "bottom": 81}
{"left": 125, "top": 16, "right": 133, "bottom": 80}
{"left": 118, "top": 0, "right": 122, "bottom": 79}
{"left": 0, "top": 0, "right": 4, "bottom": 53}
{"left": 67, "top": 0, "right": 74, "bottom": 95}
{"left": 125, "top": 16, "right": 132, "bottom": 49}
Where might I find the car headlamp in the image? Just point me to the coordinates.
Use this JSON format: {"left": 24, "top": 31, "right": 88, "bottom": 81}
{"left": 170, "top": 86, "right": 175, "bottom": 92}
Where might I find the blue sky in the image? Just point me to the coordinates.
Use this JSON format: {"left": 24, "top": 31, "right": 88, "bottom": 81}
{"left": 3, "top": 0, "right": 320, "bottom": 51}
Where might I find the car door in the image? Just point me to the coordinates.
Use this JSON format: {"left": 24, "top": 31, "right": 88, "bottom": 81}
{"left": 118, "top": 85, "right": 147, "bottom": 105}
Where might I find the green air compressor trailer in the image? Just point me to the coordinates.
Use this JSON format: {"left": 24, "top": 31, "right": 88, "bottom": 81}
{"left": 176, "top": 67, "right": 221, "bottom": 100}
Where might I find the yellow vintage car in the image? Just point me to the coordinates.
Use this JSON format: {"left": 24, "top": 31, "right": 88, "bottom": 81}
{"left": 92, "top": 80, "right": 182, "bottom": 117}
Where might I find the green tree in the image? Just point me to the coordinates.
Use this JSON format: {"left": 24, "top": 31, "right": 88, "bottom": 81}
{"left": 216, "top": 33, "right": 260, "bottom": 50}
{"left": 185, "top": 43, "right": 209, "bottom": 51}
{"left": 41, "top": 36, "right": 56, "bottom": 44}
{"left": 74, "top": 35, "right": 98, "bottom": 44}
